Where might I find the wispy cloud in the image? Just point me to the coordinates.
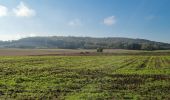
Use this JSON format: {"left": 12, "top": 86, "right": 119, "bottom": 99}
{"left": 0, "top": 5, "right": 8, "bottom": 17}
{"left": 68, "top": 19, "right": 82, "bottom": 27}
{"left": 104, "top": 16, "right": 116, "bottom": 26}
{"left": 145, "top": 15, "right": 155, "bottom": 20}
{"left": 13, "top": 2, "right": 36, "bottom": 17}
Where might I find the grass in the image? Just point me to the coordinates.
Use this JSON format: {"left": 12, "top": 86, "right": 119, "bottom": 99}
{"left": 0, "top": 55, "right": 170, "bottom": 99}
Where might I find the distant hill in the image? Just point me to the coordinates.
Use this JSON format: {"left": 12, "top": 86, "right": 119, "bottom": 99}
{"left": 0, "top": 36, "right": 170, "bottom": 50}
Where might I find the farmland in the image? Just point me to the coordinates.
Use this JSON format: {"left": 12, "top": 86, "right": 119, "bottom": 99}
{"left": 0, "top": 53, "right": 170, "bottom": 100}
{"left": 0, "top": 49, "right": 170, "bottom": 56}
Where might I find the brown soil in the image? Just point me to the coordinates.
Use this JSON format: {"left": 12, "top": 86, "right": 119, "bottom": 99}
{"left": 0, "top": 49, "right": 170, "bottom": 56}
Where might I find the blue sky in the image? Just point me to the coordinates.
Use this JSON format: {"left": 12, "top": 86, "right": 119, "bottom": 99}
{"left": 0, "top": 0, "right": 170, "bottom": 43}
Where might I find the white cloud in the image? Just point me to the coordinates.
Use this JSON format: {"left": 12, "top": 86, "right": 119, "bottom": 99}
{"left": 68, "top": 19, "right": 82, "bottom": 27}
{"left": 104, "top": 16, "right": 116, "bottom": 26}
{"left": 13, "top": 2, "right": 36, "bottom": 17}
{"left": 0, "top": 33, "right": 38, "bottom": 41}
{"left": 0, "top": 34, "right": 23, "bottom": 41}
{"left": 0, "top": 5, "right": 8, "bottom": 17}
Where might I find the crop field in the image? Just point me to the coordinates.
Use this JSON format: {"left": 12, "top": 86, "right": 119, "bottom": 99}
{"left": 0, "top": 55, "right": 170, "bottom": 100}
{"left": 0, "top": 49, "right": 170, "bottom": 56}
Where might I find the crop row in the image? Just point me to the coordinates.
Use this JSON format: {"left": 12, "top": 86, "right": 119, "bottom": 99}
{"left": 0, "top": 56, "right": 170, "bottom": 99}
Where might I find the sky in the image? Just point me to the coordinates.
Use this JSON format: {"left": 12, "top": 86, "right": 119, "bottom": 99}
{"left": 0, "top": 0, "right": 170, "bottom": 43}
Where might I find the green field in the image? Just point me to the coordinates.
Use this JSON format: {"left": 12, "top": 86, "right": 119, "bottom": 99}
{"left": 0, "top": 55, "right": 170, "bottom": 100}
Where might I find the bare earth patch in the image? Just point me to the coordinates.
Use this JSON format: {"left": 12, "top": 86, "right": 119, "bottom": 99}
{"left": 0, "top": 49, "right": 170, "bottom": 56}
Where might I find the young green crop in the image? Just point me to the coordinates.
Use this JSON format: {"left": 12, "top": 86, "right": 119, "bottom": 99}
{"left": 0, "top": 56, "right": 170, "bottom": 99}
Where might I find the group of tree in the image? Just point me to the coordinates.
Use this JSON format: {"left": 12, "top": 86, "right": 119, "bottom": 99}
{"left": 125, "top": 43, "right": 160, "bottom": 50}
{"left": 0, "top": 36, "right": 170, "bottom": 50}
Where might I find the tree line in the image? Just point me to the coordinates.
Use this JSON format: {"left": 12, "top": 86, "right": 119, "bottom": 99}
{"left": 0, "top": 36, "right": 170, "bottom": 50}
